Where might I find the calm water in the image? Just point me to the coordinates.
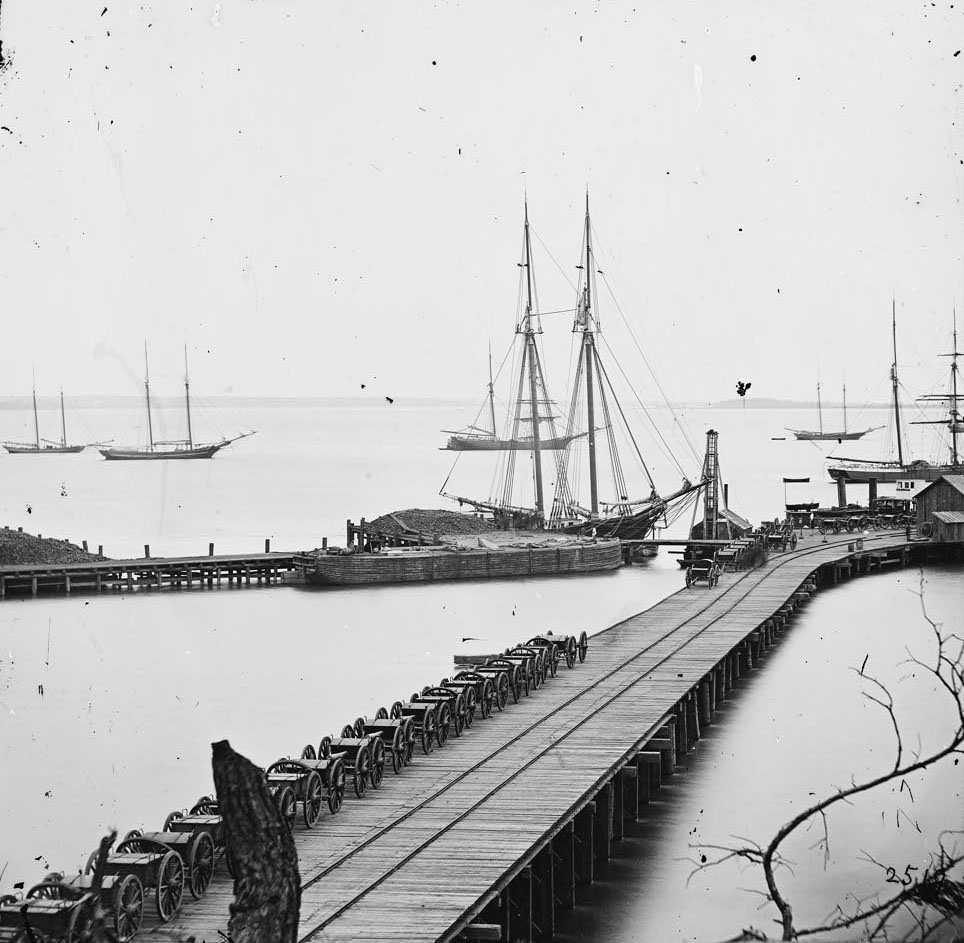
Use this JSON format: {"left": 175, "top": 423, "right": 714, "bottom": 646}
{"left": 1, "top": 399, "right": 961, "bottom": 941}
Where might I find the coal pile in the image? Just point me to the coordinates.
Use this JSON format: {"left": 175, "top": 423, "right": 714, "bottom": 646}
{"left": 367, "top": 509, "right": 496, "bottom": 537}
{"left": 0, "top": 528, "right": 108, "bottom": 566}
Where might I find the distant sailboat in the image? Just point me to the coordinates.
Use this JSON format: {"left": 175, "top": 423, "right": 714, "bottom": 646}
{"left": 442, "top": 345, "right": 583, "bottom": 452}
{"left": 99, "top": 345, "right": 254, "bottom": 461}
{"left": 787, "top": 380, "right": 882, "bottom": 441}
{"left": 3, "top": 383, "right": 86, "bottom": 454}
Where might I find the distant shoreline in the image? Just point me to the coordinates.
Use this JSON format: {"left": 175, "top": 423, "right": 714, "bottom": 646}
{"left": 0, "top": 395, "right": 893, "bottom": 411}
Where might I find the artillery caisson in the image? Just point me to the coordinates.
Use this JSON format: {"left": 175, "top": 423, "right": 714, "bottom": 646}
{"left": 0, "top": 873, "right": 141, "bottom": 943}
{"left": 388, "top": 699, "right": 444, "bottom": 752}
{"left": 311, "top": 731, "right": 380, "bottom": 797}
{"left": 162, "top": 796, "right": 235, "bottom": 881}
{"left": 123, "top": 828, "right": 215, "bottom": 900}
{"left": 358, "top": 714, "right": 416, "bottom": 772}
{"left": 84, "top": 835, "right": 185, "bottom": 922}
{"left": 523, "top": 635, "right": 563, "bottom": 677}
{"left": 455, "top": 665, "right": 509, "bottom": 712}
{"left": 289, "top": 747, "right": 348, "bottom": 814}
{"left": 416, "top": 685, "right": 473, "bottom": 736}
{"left": 505, "top": 646, "right": 547, "bottom": 688}
{"left": 265, "top": 757, "right": 340, "bottom": 828}
{"left": 483, "top": 658, "right": 527, "bottom": 701}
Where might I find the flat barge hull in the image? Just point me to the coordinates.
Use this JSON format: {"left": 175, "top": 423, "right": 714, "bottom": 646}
{"left": 305, "top": 539, "right": 622, "bottom": 585}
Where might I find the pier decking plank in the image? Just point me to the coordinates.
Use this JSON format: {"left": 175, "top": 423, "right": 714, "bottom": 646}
{"left": 135, "top": 532, "right": 913, "bottom": 943}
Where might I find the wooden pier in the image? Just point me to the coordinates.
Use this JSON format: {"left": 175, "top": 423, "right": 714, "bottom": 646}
{"left": 0, "top": 551, "right": 300, "bottom": 598}
{"left": 129, "top": 530, "right": 947, "bottom": 943}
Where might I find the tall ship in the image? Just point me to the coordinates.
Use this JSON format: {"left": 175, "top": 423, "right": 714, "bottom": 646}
{"left": 100, "top": 346, "right": 254, "bottom": 461}
{"left": 786, "top": 380, "right": 881, "bottom": 442}
{"left": 827, "top": 306, "right": 963, "bottom": 484}
{"left": 442, "top": 197, "right": 705, "bottom": 538}
{"left": 3, "top": 384, "right": 86, "bottom": 454}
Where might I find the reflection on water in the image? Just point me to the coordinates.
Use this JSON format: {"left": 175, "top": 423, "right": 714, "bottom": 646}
{"left": 558, "top": 564, "right": 964, "bottom": 942}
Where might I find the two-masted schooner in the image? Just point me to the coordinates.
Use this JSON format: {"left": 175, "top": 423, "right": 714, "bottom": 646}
{"left": 441, "top": 198, "right": 705, "bottom": 538}
{"left": 786, "top": 380, "right": 882, "bottom": 442}
{"left": 3, "top": 384, "right": 86, "bottom": 454}
{"left": 99, "top": 346, "right": 254, "bottom": 461}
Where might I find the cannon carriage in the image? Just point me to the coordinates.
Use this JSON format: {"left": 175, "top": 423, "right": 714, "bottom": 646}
{"left": 334, "top": 728, "right": 387, "bottom": 792}
{"left": 477, "top": 659, "right": 526, "bottom": 703}
{"left": 764, "top": 524, "right": 798, "bottom": 552}
{"left": 292, "top": 743, "right": 352, "bottom": 807}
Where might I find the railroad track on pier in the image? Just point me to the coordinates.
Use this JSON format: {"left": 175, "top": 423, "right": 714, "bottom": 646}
{"left": 293, "top": 533, "right": 898, "bottom": 940}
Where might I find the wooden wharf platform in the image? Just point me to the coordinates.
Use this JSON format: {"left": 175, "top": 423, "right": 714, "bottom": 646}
{"left": 0, "top": 551, "right": 299, "bottom": 598}
{"left": 130, "top": 530, "right": 938, "bottom": 943}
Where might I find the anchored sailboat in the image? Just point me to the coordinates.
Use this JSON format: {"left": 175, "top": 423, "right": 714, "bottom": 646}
{"left": 787, "top": 380, "right": 882, "bottom": 441}
{"left": 547, "top": 197, "right": 705, "bottom": 539}
{"left": 828, "top": 304, "right": 964, "bottom": 483}
{"left": 3, "top": 382, "right": 86, "bottom": 454}
{"left": 99, "top": 346, "right": 254, "bottom": 461}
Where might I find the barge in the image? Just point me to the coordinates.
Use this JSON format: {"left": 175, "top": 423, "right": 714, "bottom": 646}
{"left": 300, "top": 537, "right": 622, "bottom": 586}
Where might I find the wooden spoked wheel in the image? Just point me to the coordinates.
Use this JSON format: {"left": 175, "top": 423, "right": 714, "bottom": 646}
{"left": 122, "top": 829, "right": 142, "bottom": 842}
{"left": 190, "top": 797, "right": 219, "bottom": 816}
{"left": 66, "top": 897, "right": 94, "bottom": 943}
{"left": 275, "top": 785, "right": 297, "bottom": 831}
{"left": 421, "top": 710, "right": 436, "bottom": 754}
{"left": 493, "top": 673, "right": 509, "bottom": 711}
{"left": 83, "top": 849, "right": 101, "bottom": 876}
{"left": 462, "top": 687, "right": 477, "bottom": 728}
{"left": 319, "top": 736, "right": 332, "bottom": 759}
{"left": 155, "top": 850, "right": 185, "bottom": 922}
{"left": 401, "top": 719, "right": 416, "bottom": 765}
{"left": 369, "top": 738, "right": 385, "bottom": 789}
{"left": 435, "top": 703, "right": 451, "bottom": 747}
{"left": 375, "top": 706, "right": 389, "bottom": 719}
{"left": 577, "top": 631, "right": 589, "bottom": 663}
{"left": 327, "top": 758, "right": 346, "bottom": 815}
{"left": 389, "top": 701, "right": 404, "bottom": 720}
{"left": 388, "top": 726, "right": 404, "bottom": 773}
{"left": 188, "top": 831, "right": 216, "bottom": 899}
{"left": 303, "top": 770, "right": 324, "bottom": 828}
{"left": 353, "top": 717, "right": 367, "bottom": 738}
{"left": 163, "top": 810, "right": 184, "bottom": 831}
{"left": 340, "top": 723, "right": 356, "bottom": 738}
{"left": 113, "top": 874, "right": 144, "bottom": 942}
{"left": 301, "top": 743, "right": 317, "bottom": 760}
{"left": 353, "top": 745, "right": 372, "bottom": 797}
{"left": 564, "top": 636, "right": 577, "bottom": 669}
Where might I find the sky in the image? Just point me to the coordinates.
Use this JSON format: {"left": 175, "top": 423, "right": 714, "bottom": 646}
{"left": 0, "top": 1, "right": 962, "bottom": 407}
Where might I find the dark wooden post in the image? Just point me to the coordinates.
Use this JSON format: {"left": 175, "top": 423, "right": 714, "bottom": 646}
{"left": 638, "top": 751, "right": 661, "bottom": 805}
{"left": 508, "top": 866, "right": 533, "bottom": 943}
{"left": 620, "top": 763, "right": 638, "bottom": 824}
{"left": 552, "top": 822, "right": 575, "bottom": 911}
{"left": 264, "top": 538, "right": 270, "bottom": 553}
{"left": 675, "top": 702, "right": 688, "bottom": 755}
{"left": 574, "top": 804, "right": 594, "bottom": 885}
{"left": 593, "top": 782, "right": 613, "bottom": 862}
{"left": 211, "top": 740, "right": 300, "bottom": 943}
{"left": 209, "top": 542, "right": 215, "bottom": 556}
{"left": 686, "top": 692, "right": 701, "bottom": 744}
{"left": 531, "top": 844, "right": 554, "bottom": 940}
{"left": 612, "top": 772, "right": 625, "bottom": 842}
{"left": 698, "top": 679, "right": 713, "bottom": 728}
{"left": 97, "top": 544, "right": 103, "bottom": 556}
{"left": 144, "top": 544, "right": 150, "bottom": 558}
{"left": 82, "top": 539, "right": 88, "bottom": 552}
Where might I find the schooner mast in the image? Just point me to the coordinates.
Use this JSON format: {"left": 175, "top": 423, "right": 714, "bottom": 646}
{"left": 912, "top": 308, "right": 962, "bottom": 467}
{"left": 520, "top": 200, "right": 546, "bottom": 516}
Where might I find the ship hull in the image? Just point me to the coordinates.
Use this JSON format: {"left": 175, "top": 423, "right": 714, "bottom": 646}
{"left": 790, "top": 430, "right": 872, "bottom": 441}
{"left": 827, "top": 462, "right": 964, "bottom": 483}
{"left": 304, "top": 539, "right": 622, "bottom": 585}
{"left": 444, "top": 435, "right": 579, "bottom": 451}
{"left": 99, "top": 443, "right": 226, "bottom": 460}
{"left": 3, "top": 444, "right": 86, "bottom": 454}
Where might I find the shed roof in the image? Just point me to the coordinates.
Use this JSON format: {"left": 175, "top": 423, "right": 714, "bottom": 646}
{"left": 913, "top": 475, "right": 964, "bottom": 501}
{"left": 932, "top": 510, "right": 964, "bottom": 524}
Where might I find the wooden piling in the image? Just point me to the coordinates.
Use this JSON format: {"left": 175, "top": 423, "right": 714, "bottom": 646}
{"left": 552, "top": 821, "right": 575, "bottom": 910}
{"left": 531, "top": 844, "right": 554, "bottom": 940}
{"left": 574, "top": 804, "right": 594, "bottom": 884}
{"left": 593, "top": 783, "right": 613, "bottom": 862}
{"left": 507, "top": 866, "right": 532, "bottom": 943}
